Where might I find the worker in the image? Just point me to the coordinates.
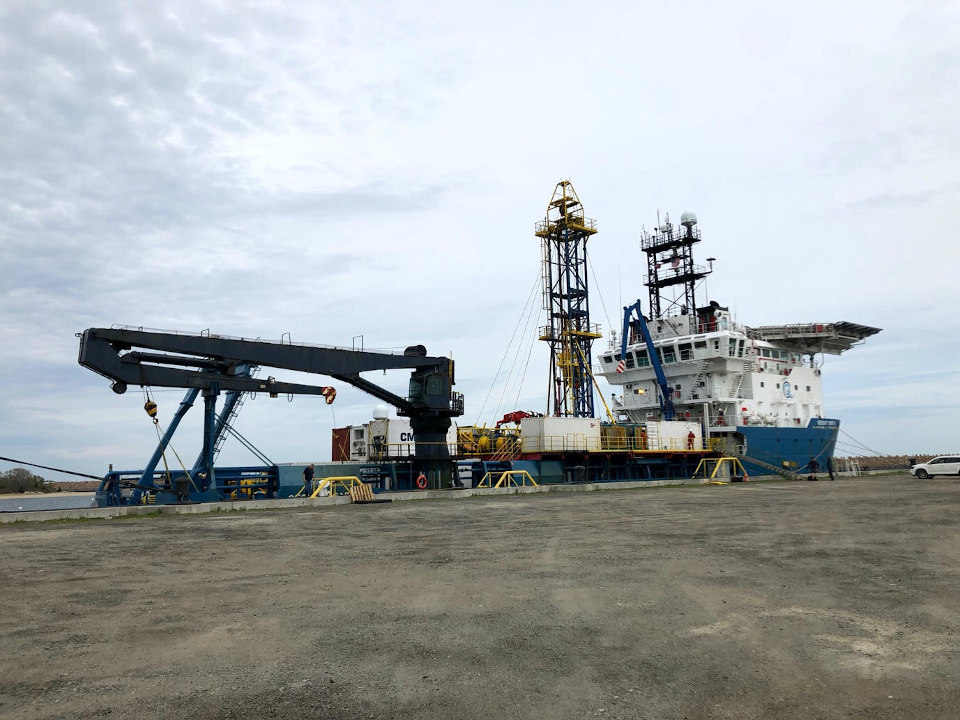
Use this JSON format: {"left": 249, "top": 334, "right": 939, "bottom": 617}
{"left": 687, "top": 431, "right": 695, "bottom": 450}
{"left": 807, "top": 457, "right": 819, "bottom": 481}
{"left": 302, "top": 463, "right": 314, "bottom": 496}
{"left": 826, "top": 456, "right": 835, "bottom": 481}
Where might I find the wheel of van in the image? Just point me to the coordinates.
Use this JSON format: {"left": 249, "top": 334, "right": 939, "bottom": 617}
{"left": 916, "top": 469, "right": 929, "bottom": 479}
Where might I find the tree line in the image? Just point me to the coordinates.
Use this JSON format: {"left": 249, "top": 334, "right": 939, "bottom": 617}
{"left": 0, "top": 467, "right": 57, "bottom": 494}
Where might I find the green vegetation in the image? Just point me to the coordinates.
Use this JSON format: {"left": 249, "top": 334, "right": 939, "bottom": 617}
{"left": 0, "top": 467, "right": 58, "bottom": 494}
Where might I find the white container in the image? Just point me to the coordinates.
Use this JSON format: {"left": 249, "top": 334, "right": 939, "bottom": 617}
{"left": 646, "top": 421, "right": 702, "bottom": 451}
{"left": 348, "top": 416, "right": 457, "bottom": 460}
{"left": 520, "top": 417, "right": 602, "bottom": 452}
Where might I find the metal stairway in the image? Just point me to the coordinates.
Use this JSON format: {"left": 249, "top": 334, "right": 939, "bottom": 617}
{"left": 490, "top": 436, "right": 522, "bottom": 462}
{"left": 736, "top": 452, "right": 803, "bottom": 480}
{"left": 209, "top": 366, "right": 261, "bottom": 462}
{"left": 686, "top": 360, "right": 709, "bottom": 401}
{"left": 729, "top": 361, "right": 753, "bottom": 399}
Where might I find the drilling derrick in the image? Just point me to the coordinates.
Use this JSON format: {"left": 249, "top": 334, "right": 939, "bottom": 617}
{"left": 536, "top": 180, "right": 601, "bottom": 418}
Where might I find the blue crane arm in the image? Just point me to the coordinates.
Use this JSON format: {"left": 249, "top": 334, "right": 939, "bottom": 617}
{"left": 78, "top": 327, "right": 464, "bottom": 479}
{"left": 77, "top": 327, "right": 460, "bottom": 418}
{"left": 620, "top": 300, "right": 675, "bottom": 420}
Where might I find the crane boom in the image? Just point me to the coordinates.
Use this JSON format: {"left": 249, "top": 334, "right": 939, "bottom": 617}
{"left": 78, "top": 328, "right": 464, "bottom": 482}
{"left": 619, "top": 301, "right": 675, "bottom": 421}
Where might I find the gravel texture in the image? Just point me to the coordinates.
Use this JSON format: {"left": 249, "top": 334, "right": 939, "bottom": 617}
{"left": 1, "top": 473, "right": 958, "bottom": 719}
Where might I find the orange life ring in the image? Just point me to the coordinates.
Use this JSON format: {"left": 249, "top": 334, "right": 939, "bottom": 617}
{"left": 415, "top": 473, "right": 428, "bottom": 490}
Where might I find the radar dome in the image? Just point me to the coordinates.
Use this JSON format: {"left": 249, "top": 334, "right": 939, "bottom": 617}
{"left": 372, "top": 404, "right": 390, "bottom": 420}
{"left": 680, "top": 211, "right": 698, "bottom": 226}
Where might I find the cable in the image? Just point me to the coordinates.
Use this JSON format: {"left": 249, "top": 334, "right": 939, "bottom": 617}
{"left": 510, "top": 306, "right": 542, "bottom": 412}
{"left": 587, "top": 254, "right": 614, "bottom": 338}
{"left": 493, "top": 270, "right": 543, "bottom": 422}
{"left": 0, "top": 456, "right": 103, "bottom": 480}
{"left": 150, "top": 414, "right": 175, "bottom": 489}
{"left": 839, "top": 429, "right": 883, "bottom": 456}
{"left": 474, "top": 269, "right": 542, "bottom": 425}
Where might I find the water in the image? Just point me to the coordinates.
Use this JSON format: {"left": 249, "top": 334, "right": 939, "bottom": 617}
{"left": 0, "top": 495, "right": 96, "bottom": 512}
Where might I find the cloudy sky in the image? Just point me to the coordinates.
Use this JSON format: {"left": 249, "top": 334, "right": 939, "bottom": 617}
{"left": 2, "top": 1, "right": 958, "bottom": 482}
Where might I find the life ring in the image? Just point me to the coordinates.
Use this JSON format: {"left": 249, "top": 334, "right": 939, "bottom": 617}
{"left": 415, "top": 473, "right": 428, "bottom": 490}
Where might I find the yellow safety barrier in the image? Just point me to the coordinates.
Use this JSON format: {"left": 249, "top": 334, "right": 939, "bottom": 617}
{"left": 692, "top": 457, "right": 748, "bottom": 482}
{"left": 308, "top": 475, "right": 364, "bottom": 498}
{"left": 476, "top": 470, "right": 538, "bottom": 489}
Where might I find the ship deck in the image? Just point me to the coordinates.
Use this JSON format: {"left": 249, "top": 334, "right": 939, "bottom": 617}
{"left": 747, "top": 321, "right": 881, "bottom": 355}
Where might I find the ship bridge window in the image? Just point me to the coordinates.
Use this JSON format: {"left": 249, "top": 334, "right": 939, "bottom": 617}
{"left": 694, "top": 340, "right": 707, "bottom": 349}
{"left": 738, "top": 340, "right": 745, "bottom": 357}
{"left": 602, "top": 355, "right": 614, "bottom": 365}
{"left": 728, "top": 339, "right": 737, "bottom": 356}
{"left": 625, "top": 353, "right": 635, "bottom": 369}
{"left": 678, "top": 343, "right": 693, "bottom": 361}
{"left": 636, "top": 349, "right": 650, "bottom": 367}
{"left": 660, "top": 347, "right": 676, "bottom": 364}
{"left": 713, "top": 340, "right": 720, "bottom": 351}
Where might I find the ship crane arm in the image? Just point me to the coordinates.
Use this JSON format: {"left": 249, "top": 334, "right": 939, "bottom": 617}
{"left": 78, "top": 327, "right": 460, "bottom": 416}
{"left": 620, "top": 300, "right": 675, "bottom": 421}
{"left": 77, "top": 328, "right": 463, "bottom": 486}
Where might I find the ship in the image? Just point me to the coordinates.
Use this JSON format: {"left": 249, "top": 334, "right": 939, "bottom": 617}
{"left": 595, "top": 211, "right": 880, "bottom": 475}
{"left": 74, "top": 194, "right": 880, "bottom": 509}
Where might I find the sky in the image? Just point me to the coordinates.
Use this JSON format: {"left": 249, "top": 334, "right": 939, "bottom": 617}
{"left": 2, "top": 1, "right": 959, "bottom": 482}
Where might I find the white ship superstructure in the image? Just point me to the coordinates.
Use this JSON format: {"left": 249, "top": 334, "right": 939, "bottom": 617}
{"left": 595, "top": 212, "right": 879, "bottom": 470}
{"left": 598, "top": 306, "right": 827, "bottom": 433}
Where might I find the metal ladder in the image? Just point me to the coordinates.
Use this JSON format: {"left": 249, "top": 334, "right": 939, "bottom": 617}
{"left": 737, "top": 452, "right": 802, "bottom": 480}
{"left": 729, "top": 361, "right": 753, "bottom": 399}
{"left": 209, "top": 366, "right": 261, "bottom": 462}
{"left": 645, "top": 422, "right": 662, "bottom": 450}
{"left": 842, "top": 458, "right": 862, "bottom": 476}
{"left": 490, "top": 436, "right": 522, "bottom": 461}
{"left": 687, "top": 360, "right": 709, "bottom": 400}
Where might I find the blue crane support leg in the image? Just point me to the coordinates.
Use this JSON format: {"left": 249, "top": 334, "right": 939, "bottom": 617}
{"left": 132, "top": 388, "right": 200, "bottom": 504}
{"left": 199, "top": 385, "right": 220, "bottom": 493}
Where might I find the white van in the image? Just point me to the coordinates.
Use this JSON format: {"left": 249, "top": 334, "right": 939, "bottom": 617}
{"left": 911, "top": 456, "right": 960, "bottom": 478}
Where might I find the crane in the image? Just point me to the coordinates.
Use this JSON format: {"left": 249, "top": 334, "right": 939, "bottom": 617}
{"left": 619, "top": 301, "right": 675, "bottom": 421}
{"left": 78, "top": 327, "right": 463, "bottom": 500}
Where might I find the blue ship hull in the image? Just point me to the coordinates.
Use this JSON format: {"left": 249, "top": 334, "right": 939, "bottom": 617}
{"left": 737, "top": 418, "right": 839, "bottom": 476}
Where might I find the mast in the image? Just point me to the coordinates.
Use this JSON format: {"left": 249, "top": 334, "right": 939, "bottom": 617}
{"left": 641, "top": 212, "right": 709, "bottom": 322}
{"left": 536, "top": 180, "right": 601, "bottom": 418}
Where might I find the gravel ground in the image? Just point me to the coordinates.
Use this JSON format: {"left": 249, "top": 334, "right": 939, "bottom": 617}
{"left": 1, "top": 473, "right": 958, "bottom": 719}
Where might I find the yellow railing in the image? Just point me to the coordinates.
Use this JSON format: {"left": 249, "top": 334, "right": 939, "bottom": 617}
{"left": 520, "top": 435, "right": 706, "bottom": 453}
{"left": 456, "top": 427, "right": 521, "bottom": 456}
{"left": 364, "top": 441, "right": 457, "bottom": 459}
{"left": 293, "top": 475, "right": 364, "bottom": 498}
{"left": 692, "top": 457, "right": 748, "bottom": 481}
{"left": 476, "top": 470, "right": 539, "bottom": 489}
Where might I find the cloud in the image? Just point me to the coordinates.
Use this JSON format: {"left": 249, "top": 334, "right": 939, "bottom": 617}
{"left": 1, "top": 1, "right": 959, "bottom": 479}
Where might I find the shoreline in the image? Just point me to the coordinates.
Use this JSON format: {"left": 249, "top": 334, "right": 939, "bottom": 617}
{"left": 0, "top": 491, "right": 95, "bottom": 498}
